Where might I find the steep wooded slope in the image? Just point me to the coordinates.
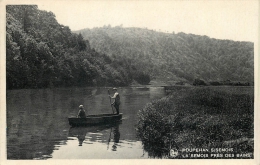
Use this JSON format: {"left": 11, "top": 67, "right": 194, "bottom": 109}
{"left": 76, "top": 26, "right": 254, "bottom": 84}
{"left": 6, "top": 6, "right": 139, "bottom": 89}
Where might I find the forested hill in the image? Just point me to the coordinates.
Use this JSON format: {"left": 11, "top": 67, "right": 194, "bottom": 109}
{"left": 6, "top": 6, "right": 142, "bottom": 89}
{"left": 76, "top": 26, "right": 254, "bottom": 84}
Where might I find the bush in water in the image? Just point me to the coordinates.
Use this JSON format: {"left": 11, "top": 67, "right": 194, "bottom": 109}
{"left": 136, "top": 87, "right": 254, "bottom": 158}
{"left": 136, "top": 97, "right": 180, "bottom": 158}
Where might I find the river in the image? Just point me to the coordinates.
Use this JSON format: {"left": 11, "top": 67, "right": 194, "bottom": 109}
{"left": 6, "top": 87, "right": 166, "bottom": 159}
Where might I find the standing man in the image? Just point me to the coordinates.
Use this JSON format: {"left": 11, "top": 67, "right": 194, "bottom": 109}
{"left": 109, "top": 88, "right": 120, "bottom": 114}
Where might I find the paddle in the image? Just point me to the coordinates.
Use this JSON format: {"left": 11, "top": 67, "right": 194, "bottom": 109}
{"left": 108, "top": 89, "right": 114, "bottom": 114}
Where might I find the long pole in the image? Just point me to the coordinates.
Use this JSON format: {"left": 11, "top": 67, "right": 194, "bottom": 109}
{"left": 107, "top": 127, "right": 112, "bottom": 150}
{"left": 108, "top": 89, "right": 114, "bottom": 113}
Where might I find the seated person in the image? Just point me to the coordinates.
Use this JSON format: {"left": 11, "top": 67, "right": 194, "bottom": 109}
{"left": 77, "top": 105, "right": 87, "bottom": 118}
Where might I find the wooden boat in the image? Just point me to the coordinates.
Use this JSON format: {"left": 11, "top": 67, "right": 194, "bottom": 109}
{"left": 68, "top": 113, "right": 123, "bottom": 126}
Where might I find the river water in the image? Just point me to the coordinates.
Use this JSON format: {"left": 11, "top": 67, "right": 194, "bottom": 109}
{"left": 6, "top": 87, "right": 166, "bottom": 159}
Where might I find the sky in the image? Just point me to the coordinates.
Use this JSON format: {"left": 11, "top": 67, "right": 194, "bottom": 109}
{"left": 6, "top": 1, "right": 259, "bottom": 42}
{"left": 35, "top": 1, "right": 259, "bottom": 42}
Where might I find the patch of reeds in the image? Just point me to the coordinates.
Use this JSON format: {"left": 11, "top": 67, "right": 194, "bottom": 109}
{"left": 136, "top": 87, "right": 254, "bottom": 158}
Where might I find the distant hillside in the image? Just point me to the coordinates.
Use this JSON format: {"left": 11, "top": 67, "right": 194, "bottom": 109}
{"left": 76, "top": 26, "right": 254, "bottom": 84}
{"left": 7, "top": 6, "right": 142, "bottom": 89}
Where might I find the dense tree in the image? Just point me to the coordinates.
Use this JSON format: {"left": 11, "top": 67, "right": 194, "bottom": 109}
{"left": 6, "top": 5, "right": 138, "bottom": 89}
{"left": 76, "top": 27, "right": 254, "bottom": 84}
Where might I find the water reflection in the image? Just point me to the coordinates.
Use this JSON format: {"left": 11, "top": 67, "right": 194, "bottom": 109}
{"left": 141, "top": 134, "right": 179, "bottom": 159}
{"left": 69, "top": 123, "right": 121, "bottom": 149}
{"left": 7, "top": 87, "right": 166, "bottom": 159}
{"left": 108, "top": 124, "right": 120, "bottom": 151}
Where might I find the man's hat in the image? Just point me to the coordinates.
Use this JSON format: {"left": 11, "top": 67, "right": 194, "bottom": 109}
{"left": 79, "top": 105, "right": 84, "bottom": 109}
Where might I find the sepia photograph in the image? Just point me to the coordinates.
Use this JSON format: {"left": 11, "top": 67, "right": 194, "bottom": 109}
{"left": 1, "top": 0, "right": 259, "bottom": 163}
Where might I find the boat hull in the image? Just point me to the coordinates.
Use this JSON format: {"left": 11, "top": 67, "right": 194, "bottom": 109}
{"left": 68, "top": 113, "right": 122, "bottom": 126}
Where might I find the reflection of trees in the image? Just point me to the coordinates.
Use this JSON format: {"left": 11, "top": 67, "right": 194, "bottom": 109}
{"left": 7, "top": 89, "right": 75, "bottom": 159}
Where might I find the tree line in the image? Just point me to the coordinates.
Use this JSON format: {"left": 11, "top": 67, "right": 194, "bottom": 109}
{"left": 6, "top": 5, "right": 150, "bottom": 89}
{"left": 77, "top": 26, "right": 254, "bottom": 84}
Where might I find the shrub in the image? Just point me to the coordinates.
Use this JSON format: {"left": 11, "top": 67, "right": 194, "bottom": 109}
{"left": 133, "top": 72, "right": 151, "bottom": 85}
{"left": 136, "top": 87, "right": 254, "bottom": 158}
{"left": 193, "top": 78, "right": 207, "bottom": 86}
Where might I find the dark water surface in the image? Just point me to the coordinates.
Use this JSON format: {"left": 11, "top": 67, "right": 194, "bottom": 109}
{"left": 7, "top": 87, "right": 166, "bottom": 159}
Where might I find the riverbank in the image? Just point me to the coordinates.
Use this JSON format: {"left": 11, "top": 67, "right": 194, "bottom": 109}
{"left": 136, "top": 86, "right": 254, "bottom": 158}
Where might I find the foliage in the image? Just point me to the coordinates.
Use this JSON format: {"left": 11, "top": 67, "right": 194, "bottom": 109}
{"left": 6, "top": 5, "right": 138, "bottom": 89}
{"left": 136, "top": 87, "right": 254, "bottom": 158}
{"left": 76, "top": 27, "right": 254, "bottom": 84}
{"left": 133, "top": 72, "right": 151, "bottom": 85}
{"left": 193, "top": 78, "right": 207, "bottom": 86}
{"left": 209, "top": 80, "right": 251, "bottom": 86}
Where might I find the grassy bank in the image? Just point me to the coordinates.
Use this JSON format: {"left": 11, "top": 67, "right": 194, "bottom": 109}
{"left": 136, "top": 87, "right": 254, "bottom": 158}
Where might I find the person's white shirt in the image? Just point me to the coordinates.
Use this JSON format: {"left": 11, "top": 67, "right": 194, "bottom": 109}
{"left": 111, "top": 92, "right": 119, "bottom": 98}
